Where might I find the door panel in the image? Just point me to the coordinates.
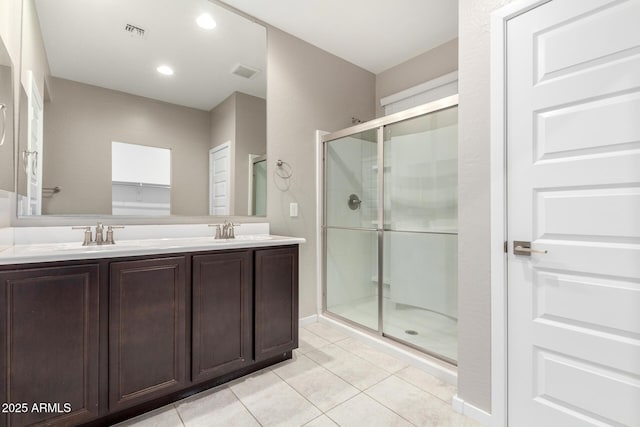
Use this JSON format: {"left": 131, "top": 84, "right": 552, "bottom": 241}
{"left": 109, "top": 257, "right": 186, "bottom": 412}
{"left": 254, "top": 247, "right": 298, "bottom": 361}
{"left": 507, "top": 0, "right": 640, "bottom": 425}
{"left": 192, "top": 251, "right": 252, "bottom": 382}
{"left": 0, "top": 265, "right": 100, "bottom": 427}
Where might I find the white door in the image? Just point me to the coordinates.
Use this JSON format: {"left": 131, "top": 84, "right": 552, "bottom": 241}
{"left": 507, "top": 1, "right": 640, "bottom": 426}
{"left": 209, "top": 142, "right": 230, "bottom": 216}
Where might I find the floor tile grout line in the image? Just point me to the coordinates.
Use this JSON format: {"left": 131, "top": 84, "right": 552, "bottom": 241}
{"left": 304, "top": 326, "right": 408, "bottom": 371}
{"left": 392, "top": 370, "right": 457, "bottom": 406}
{"left": 272, "top": 352, "right": 360, "bottom": 414}
{"left": 227, "top": 384, "right": 265, "bottom": 427}
{"left": 270, "top": 361, "right": 330, "bottom": 417}
{"left": 332, "top": 339, "right": 409, "bottom": 375}
{"left": 302, "top": 324, "right": 351, "bottom": 344}
{"left": 302, "top": 413, "right": 333, "bottom": 427}
{"left": 172, "top": 403, "right": 187, "bottom": 427}
{"left": 324, "top": 390, "right": 418, "bottom": 427}
{"left": 305, "top": 339, "right": 403, "bottom": 381}
{"left": 323, "top": 390, "right": 364, "bottom": 424}
{"left": 360, "top": 386, "right": 421, "bottom": 427}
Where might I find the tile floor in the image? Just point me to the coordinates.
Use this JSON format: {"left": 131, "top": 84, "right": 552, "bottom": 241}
{"left": 115, "top": 322, "right": 481, "bottom": 427}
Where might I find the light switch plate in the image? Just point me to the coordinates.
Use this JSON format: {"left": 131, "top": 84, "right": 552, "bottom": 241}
{"left": 289, "top": 202, "right": 298, "bottom": 217}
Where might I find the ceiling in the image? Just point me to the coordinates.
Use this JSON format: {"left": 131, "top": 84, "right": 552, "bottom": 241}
{"left": 35, "top": 0, "right": 266, "bottom": 111}
{"left": 219, "top": 0, "right": 458, "bottom": 74}
{"left": 34, "top": 0, "right": 458, "bottom": 110}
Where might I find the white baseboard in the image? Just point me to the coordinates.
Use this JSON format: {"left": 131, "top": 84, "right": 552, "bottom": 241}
{"left": 452, "top": 395, "right": 492, "bottom": 426}
{"left": 299, "top": 314, "right": 318, "bottom": 327}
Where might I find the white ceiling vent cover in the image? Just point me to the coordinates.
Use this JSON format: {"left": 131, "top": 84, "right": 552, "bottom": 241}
{"left": 124, "top": 24, "right": 146, "bottom": 38}
{"left": 231, "top": 63, "right": 260, "bottom": 79}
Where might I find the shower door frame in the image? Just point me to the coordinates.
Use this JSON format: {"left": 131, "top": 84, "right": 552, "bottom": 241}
{"left": 321, "top": 94, "right": 459, "bottom": 364}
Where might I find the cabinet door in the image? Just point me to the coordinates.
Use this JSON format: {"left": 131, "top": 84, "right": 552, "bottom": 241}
{"left": 254, "top": 246, "right": 299, "bottom": 361}
{"left": 0, "top": 264, "right": 100, "bottom": 427}
{"left": 109, "top": 257, "right": 186, "bottom": 412}
{"left": 192, "top": 251, "right": 252, "bottom": 382}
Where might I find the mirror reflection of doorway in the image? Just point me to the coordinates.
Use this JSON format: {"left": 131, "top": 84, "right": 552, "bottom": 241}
{"left": 210, "top": 142, "right": 231, "bottom": 216}
{"left": 250, "top": 155, "right": 266, "bottom": 216}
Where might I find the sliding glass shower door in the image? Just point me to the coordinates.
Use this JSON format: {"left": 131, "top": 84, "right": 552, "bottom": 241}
{"left": 323, "top": 97, "right": 458, "bottom": 363}
{"left": 382, "top": 106, "right": 458, "bottom": 362}
{"left": 324, "top": 129, "right": 379, "bottom": 330}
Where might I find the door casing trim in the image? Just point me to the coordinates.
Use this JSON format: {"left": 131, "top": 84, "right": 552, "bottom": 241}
{"left": 490, "top": 1, "right": 553, "bottom": 426}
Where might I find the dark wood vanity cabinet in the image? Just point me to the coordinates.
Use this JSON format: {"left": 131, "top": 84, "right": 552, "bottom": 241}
{"left": 108, "top": 257, "right": 187, "bottom": 412}
{"left": 255, "top": 246, "right": 299, "bottom": 361}
{"left": 0, "top": 245, "right": 298, "bottom": 427}
{"left": 0, "top": 264, "right": 100, "bottom": 427}
{"left": 191, "top": 251, "right": 252, "bottom": 382}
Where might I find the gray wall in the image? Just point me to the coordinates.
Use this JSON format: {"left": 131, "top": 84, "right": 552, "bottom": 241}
{"left": 210, "top": 93, "right": 237, "bottom": 213}
{"left": 235, "top": 92, "right": 266, "bottom": 216}
{"left": 266, "top": 27, "right": 376, "bottom": 317}
{"left": 210, "top": 91, "right": 266, "bottom": 216}
{"left": 457, "top": 0, "right": 515, "bottom": 413}
{"left": 41, "top": 77, "right": 211, "bottom": 215}
{"left": 375, "top": 39, "right": 458, "bottom": 117}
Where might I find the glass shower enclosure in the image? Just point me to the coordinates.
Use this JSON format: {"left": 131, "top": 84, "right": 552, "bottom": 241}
{"left": 322, "top": 96, "right": 458, "bottom": 364}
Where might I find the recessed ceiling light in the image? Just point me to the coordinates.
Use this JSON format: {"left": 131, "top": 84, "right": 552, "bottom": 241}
{"left": 156, "top": 65, "right": 174, "bottom": 76}
{"left": 196, "top": 13, "right": 216, "bottom": 30}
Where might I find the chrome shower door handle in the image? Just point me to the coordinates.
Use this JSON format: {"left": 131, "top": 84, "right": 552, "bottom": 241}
{"left": 514, "top": 240, "right": 548, "bottom": 256}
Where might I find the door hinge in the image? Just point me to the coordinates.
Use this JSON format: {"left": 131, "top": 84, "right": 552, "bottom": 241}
{"left": 504, "top": 241, "right": 508, "bottom": 253}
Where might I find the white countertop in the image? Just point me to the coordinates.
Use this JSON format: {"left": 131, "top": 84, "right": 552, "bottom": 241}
{"left": 0, "top": 235, "right": 305, "bottom": 265}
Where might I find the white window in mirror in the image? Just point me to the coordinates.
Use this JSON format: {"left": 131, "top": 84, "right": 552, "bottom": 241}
{"left": 111, "top": 141, "right": 171, "bottom": 215}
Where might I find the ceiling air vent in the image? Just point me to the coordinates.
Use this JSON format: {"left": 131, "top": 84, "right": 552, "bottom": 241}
{"left": 124, "top": 24, "right": 146, "bottom": 38}
{"left": 231, "top": 63, "right": 260, "bottom": 79}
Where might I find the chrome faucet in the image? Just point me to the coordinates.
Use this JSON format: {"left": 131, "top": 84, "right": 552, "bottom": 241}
{"left": 72, "top": 223, "right": 124, "bottom": 245}
{"left": 208, "top": 220, "right": 239, "bottom": 239}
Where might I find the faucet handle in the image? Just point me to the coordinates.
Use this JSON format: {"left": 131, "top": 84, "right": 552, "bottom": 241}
{"left": 105, "top": 226, "right": 124, "bottom": 245}
{"left": 228, "top": 222, "right": 240, "bottom": 239}
{"left": 72, "top": 226, "right": 93, "bottom": 246}
{"left": 208, "top": 224, "right": 222, "bottom": 239}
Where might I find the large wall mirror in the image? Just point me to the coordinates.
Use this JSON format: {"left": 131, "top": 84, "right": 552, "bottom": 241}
{"left": 0, "top": 33, "right": 14, "bottom": 192}
{"left": 16, "top": 0, "right": 267, "bottom": 217}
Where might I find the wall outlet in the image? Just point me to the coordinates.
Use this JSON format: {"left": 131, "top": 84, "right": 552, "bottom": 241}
{"left": 289, "top": 202, "right": 298, "bottom": 217}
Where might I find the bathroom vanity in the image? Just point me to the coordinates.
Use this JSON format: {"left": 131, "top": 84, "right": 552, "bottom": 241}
{"left": 0, "top": 234, "right": 302, "bottom": 427}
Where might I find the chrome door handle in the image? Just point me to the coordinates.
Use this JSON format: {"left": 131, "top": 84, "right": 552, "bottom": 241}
{"left": 514, "top": 241, "right": 548, "bottom": 256}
